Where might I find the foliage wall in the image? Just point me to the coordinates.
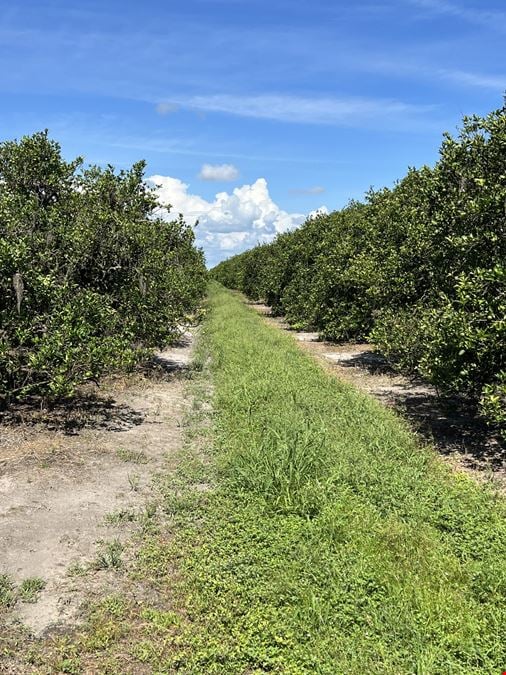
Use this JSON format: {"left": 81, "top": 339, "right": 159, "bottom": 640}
{"left": 0, "top": 131, "right": 206, "bottom": 403}
{"left": 211, "top": 106, "right": 506, "bottom": 435}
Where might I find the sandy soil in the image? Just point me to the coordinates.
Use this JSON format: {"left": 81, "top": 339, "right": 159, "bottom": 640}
{"left": 251, "top": 303, "right": 505, "bottom": 490}
{"left": 0, "top": 336, "right": 193, "bottom": 636}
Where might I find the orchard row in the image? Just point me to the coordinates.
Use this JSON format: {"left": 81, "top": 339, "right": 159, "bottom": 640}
{"left": 212, "top": 106, "right": 506, "bottom": 436}
{"left": 0, "top": 132, "right": 206, "bottom": 403}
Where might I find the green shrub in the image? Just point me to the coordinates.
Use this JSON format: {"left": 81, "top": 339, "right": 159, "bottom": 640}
{"left": 480, "top": 373, "right": 506, "bottom": 440}
{"left": 0, "top": 131, "right": 206, "bottom": 403}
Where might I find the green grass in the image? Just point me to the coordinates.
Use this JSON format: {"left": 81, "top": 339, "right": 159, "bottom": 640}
{"left": 66, "top": 562, "right": 87, "bottom": 578}
{"left": 104, "top": 509, "right": 137, "bottom": 525}
{"left": 93, "top": 541, "right": 124, "bottom": 571}
{"left": 116, "top": 448, "right": 149, "bottom": 464}
{"left": 1, "top": 575, "right": 46, "bottom": 607}
{"left": 127, "top": 472, "right": 141, "bottom": 492}
{"left": 0, "top": 574, "right": 15, "bottom": 609}
{"left": 18, "top": 577, "right": 46, "bottom": 603}
{"left": 168, "top": 283, "right": 506, "bottom": 673}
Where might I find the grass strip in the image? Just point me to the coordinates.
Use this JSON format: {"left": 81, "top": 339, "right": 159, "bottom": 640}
{"left": 172, "top": 283, "right": 506, "bottom": 673}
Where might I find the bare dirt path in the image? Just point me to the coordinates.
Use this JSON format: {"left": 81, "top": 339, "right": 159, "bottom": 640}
{"left": 250, "top": 303, "right": 505, "bottom": 490}
{"left": 0, "top": 336, "right": 193, "bottom": 636}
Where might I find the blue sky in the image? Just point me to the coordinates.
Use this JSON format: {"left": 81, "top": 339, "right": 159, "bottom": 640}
{"left": 0, "top": 0, "right": 504, "bottom": 266}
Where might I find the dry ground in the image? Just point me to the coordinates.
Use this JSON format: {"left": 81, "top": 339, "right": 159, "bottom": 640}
{"left": 251, "top": 303, "right": 505, "bottom": 490}
{"left": 0, "top": 336, "right": 193, "bottom": 638}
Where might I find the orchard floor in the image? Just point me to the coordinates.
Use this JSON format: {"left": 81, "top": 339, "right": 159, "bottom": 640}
{"left": 1, "top": 289, "right": 504, "bottom": 673}
{"left": 0, "top": 336, "right": 192, "bottom": 639}
{"left": 250, "top": 302, "right": 505, "bottom": 490}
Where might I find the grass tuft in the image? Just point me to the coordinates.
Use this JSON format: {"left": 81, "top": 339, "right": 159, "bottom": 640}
{"left": 104, "top": 509, "right": 136, "bottom": 525}
{"left": 93, "top": 541, "right": 124, "bottom": 571}
{"left": 18, "top": 577, "right": 46, "bottom": 603}
{"left": 0, "top": 574, "right": 15, "bottom": 608}
{"left": 116, "top": 448, "right": 149, "bottom": 464}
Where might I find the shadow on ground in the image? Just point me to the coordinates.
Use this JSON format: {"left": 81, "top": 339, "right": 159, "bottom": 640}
{"left": 329, "top": 350, "right": 396, "bottom": 375}
{"left": 148, "top": 354, "right": 190, "bottom": 375}
{"left": 0, "top": 394, "right": 145, "bottom": 435}
{"left": 386, "top": 389, "right": 503, "bottom": 470}
{"left": 0, "top": 335, "right": 195, "bottom": 436}
{"left": 338, "top": 351, "right": 504, "bottom": 470}
{"left": 144, "top": 333, "right": 194, "bottom": 377}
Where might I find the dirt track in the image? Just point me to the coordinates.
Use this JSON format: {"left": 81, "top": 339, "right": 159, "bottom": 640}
{"left": 0, "top": 338, "right": 192, "bottom": 635}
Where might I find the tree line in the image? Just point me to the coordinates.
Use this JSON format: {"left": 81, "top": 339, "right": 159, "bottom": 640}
{"left": 0, "top": 131, "right": 206, "bottom": 404}
{"left": 211, "top": 105, "right": 506, "bottom": 437}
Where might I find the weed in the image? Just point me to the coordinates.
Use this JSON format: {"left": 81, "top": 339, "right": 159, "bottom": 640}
{"left": 163, "top": 489, "right": 203, "bottom": 519}
{"left": 67, "top": 562, "right": 87, "bottom": 577}
{"left": 0, "top": 573, "right": 15, "bottom": 608}
{"left": 93, "top": 541, "right": 124, "bottom": 570}
{"left": 136, "top": 539, "right": 173, "bottom": 580}
{"left": 19, "top": 577, "right": 46, "bottom": 603}
{"left": 117, "top": 448, "right": 149, "bottom": 464}
{"left": 143, "top": 502, "right": 157, "bottom": 520}
{"left": 137, "top": 502, "right": 158, "bottom": 534}
{"left": 104, "top": 509, "right": 136, "bottom": 525}
{"left": 83, "top": 620, "right": 121, "bottom": 651}
{"left": 141, "top": 607, "right": 179, "bottom": 632}
{"left": 128, "top": 473, "right": 141, "bottom": 491}
{"left": 101, "top": 595, "right": 127, "bottom": 618}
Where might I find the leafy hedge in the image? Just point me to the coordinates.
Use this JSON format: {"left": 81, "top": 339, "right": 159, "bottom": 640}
{"left": 211, "top": 106, "right": 506, "bottom": 436}
{"left": 0, "top": 131, "right": 206, "bottom": 403}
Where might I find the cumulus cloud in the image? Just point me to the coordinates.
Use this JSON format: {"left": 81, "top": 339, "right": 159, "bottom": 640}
{"left": 150, "top": 175, "right": 306, "bottom": 235}
{"left": 198, "top": 163, "right": 239, "bottom": 181}
{"left": 155, "top": 101, "right": 178, "bottom": 115}
{"left": 149, "top": 174, "right": 321, "bottom": 266}
{"left": 309, "top": 206, "right": 329, "bottom": 218}
{"left": 206, "top": 231, "right": 250, "bottom": 251}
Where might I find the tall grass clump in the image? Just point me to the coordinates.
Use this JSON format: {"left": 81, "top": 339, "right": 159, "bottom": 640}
{"left": 171, "top": 284, "right": 506, "bottom": 674}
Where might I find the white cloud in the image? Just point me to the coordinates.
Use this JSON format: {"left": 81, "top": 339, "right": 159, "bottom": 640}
{"left": 369, "top": 57, "right": 506, "bottom": 92}
{"left": 309, "top": 206, "right": 329, "bottom": 218}
{"left": 409, "top": 0, "right": 506, "bottom": 32}
{"left": 289, "top": 185, "right": 326, "bottom": 195}
{"left": 437, "top": 68, "right": 506, "bottom": 90}
{"left": 198, "top": 163, "right": 239, "bottom": 181}
{"left": 156, "top": 101, "right": 178, "bottom": 115}
{"left": 149, "top": 174, "right": 321, "bottom": 266}
{"left": 209, "top": 231, "right": 250, "bottom": 251}
{"left": 182, "top": 93, "right": 437, "bottom": 129}
{"left": 150, "top": 174, "right": 306, "bottom": 235}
